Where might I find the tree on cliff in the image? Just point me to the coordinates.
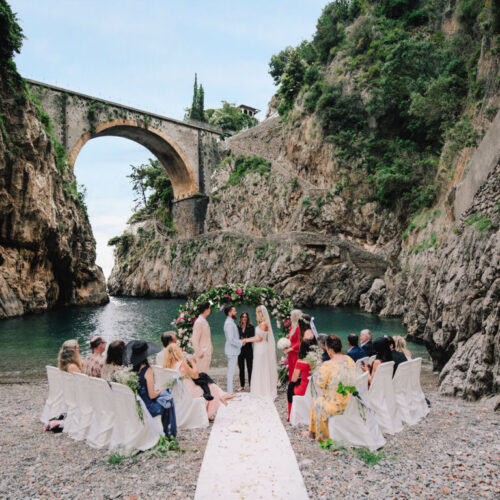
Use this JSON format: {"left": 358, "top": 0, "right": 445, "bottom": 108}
{"left": 205, "top": 101, "right": 257, "bottom": 133}
{"left": 188, "top": 73, "right": 206, "bottom": 122}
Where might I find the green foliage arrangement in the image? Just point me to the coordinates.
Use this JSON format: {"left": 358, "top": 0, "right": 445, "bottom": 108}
{"left": 268, "top": 0, "right": 494, "bottom": 217}
{"left": 171, "top": 283, "right": 293, "bottom": 352}
{"left": 206, "top": 101, "right": 258, "bottom": 133}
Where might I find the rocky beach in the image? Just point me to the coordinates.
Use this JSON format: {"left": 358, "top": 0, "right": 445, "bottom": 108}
{"left": 0, "top": 370, "right": 498, "bottom": 499}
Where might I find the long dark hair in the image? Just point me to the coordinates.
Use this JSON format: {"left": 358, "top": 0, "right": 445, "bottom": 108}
{"left": 373, "top": 337, "right": 392, "bottom": 363}
{"left": 298, "top": 314, "right": 312, "bottom": 343}
{"left": 132, "top": 358, "right": 150, "bottom": 373}
{"left": 106, "top": 340, "right": 125, "bottom": 366}
{"left": 238, "top": 312, "right": 252, "bottom": 328}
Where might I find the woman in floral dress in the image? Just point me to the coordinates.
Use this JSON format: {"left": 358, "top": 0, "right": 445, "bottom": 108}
{"left": 305, "top": 334, "right": 356, "bottom": 441}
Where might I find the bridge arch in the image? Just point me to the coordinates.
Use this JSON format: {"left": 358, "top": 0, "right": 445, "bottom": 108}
{"left": 69, "top": 119, "right": 198, "bottom": 201}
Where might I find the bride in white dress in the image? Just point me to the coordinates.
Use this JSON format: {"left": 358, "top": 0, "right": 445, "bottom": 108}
{"left": 246, "top": 305, "right": 278, "bottom": 400}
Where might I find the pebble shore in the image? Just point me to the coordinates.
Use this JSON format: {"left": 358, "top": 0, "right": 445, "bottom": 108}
{"left": 0, "top": 369, "right": 498, "bottom": 499}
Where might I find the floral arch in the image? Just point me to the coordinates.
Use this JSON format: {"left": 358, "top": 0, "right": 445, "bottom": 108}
{"left": 172, "top": 283, "right": 293, "bottom": 351}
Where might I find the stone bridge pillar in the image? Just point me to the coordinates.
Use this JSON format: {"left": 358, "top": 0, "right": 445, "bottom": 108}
{"left": 171, "top": 195, "right": 209, "bottom": 237}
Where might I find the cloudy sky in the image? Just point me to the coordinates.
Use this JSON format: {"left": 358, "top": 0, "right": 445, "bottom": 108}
{"left": 10, "top": 0, "right": 326, "bottom": 277}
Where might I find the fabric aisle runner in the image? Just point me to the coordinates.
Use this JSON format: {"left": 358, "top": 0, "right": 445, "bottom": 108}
{"left": 194, "top": 392, "right": 309, "bottom": 499}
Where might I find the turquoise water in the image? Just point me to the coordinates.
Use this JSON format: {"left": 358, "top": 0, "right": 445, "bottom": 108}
{"left": 0, "top": 297, "right": 428, "bottom": 380}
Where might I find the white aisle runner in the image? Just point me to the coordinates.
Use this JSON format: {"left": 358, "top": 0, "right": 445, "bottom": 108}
{"left": 194, "top": 393, "right": 309, "bottom": 500}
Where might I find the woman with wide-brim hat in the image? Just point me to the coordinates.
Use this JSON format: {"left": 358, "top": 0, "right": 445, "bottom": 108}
{"left": 125, "top": 340, "right": 177, "bottom": 438}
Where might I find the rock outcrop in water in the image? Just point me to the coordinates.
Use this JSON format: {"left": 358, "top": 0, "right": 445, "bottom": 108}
{"left": 0, "top": 69, "right": 108, "bottom": 318}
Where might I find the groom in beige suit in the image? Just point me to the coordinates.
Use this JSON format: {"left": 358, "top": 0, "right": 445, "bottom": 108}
{"left": 192, "top": 301, "right": 213, "bottom": 373}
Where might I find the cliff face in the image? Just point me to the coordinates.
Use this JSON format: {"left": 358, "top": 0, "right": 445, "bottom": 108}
{"left": 0, "top": 73, "right": 108, "bottom": 318}
{"left": 108, "top": 4, "right": 500, "bottom": 399}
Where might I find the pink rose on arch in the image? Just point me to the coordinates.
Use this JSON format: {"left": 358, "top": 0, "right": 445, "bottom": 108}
{"left": 284, "top": 319, "right": 291, "bottom": 329}
{"left": 225, "top": 294, "right": 231, "bottom": 298}
{"left": 236, "top": 288, "right": 243, "bottom": 296}
{"left": 177, "top": 317, "right": 183, "bottom": 323}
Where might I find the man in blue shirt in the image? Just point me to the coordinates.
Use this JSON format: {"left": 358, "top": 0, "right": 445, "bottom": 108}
{"left": 346, "top": 333, "right": 367, "bottom": 362}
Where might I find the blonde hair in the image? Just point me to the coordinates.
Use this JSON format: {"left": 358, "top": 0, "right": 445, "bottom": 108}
{"left": 394, "top": 336, "right": 411, "bottom": 359}
{"left": 164, "top": 343, "right": 184, "bottom": 369}
{"left": 58, "top": 339, "right": 82, "bottom": 372}
{"left": 256, "top": 306, "right": 265, "bottom": 325}
{"left": 290, "top": 309, "right": 302, "bottom": 329}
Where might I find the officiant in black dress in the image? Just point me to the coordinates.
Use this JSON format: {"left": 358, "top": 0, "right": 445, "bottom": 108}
{"left": 237, "top": 312, "right": 254, "bottom": 391}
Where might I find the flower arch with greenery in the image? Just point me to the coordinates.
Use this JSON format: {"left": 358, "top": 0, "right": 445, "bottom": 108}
{"left": 172, "top": 283, "right": 293, "bottom": 352}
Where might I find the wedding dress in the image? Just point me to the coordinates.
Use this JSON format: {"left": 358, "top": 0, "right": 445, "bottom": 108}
{"left": 250, "top": 306, "right": 278, "bottom": 400}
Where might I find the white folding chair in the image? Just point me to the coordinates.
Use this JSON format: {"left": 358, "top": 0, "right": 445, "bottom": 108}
{"left": 40, "top": 366, "right": 65, "bottom": 424}
{"left": 408, "top": 358, "right": 429, "bottom": 422}
{"left": 329, "top": 372, "right": 386, "bottom": 450}
{"left": 289, "top": 376, "right": 314, "bottom": 427}
{"left": 355, "top": 357, "right": 369, "bottom": 375}
{"left": 108, "top": 382, "right": 162, "bottom": 454}
{"left": 71, "top": 373, "right": 94, "bottom": 440}
{"left": 86, "top": 377, "right": 116, "bottom": 449}
{"left": 152, "top": 365, "right": 208, "bottom": 430}
{"left": 392, "top": 360, "right": 417, "bottom": 425}
{"left": 59, "top": 371, "right": 82, "bottom": 439}
{"left": 366, "top": 361, "right": 403, "bottom": 435}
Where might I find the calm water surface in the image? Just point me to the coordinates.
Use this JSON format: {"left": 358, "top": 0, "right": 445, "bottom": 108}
{"left": 0, "top": 297, "right": 429, "bottom": 380}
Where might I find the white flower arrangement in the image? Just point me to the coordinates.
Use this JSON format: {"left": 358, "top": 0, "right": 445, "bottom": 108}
{"left": 277, "top": 337, "right": 291, "bottom": 351}
{"left": 304, "top": 345, "right": 323, "bottom": 372}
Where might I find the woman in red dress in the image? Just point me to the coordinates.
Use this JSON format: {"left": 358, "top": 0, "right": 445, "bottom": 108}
{"left": 287, "top": 341, "right": 312, "bottom": 418}
{"left": 284, "top": 309, "right": 302, "bottom": 381}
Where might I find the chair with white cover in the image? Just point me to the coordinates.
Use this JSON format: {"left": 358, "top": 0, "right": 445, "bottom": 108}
{"left": 355, "top": 357, "right": 369, "bottom": 375}
{"left": 71, "top": 373, "right": 94, "bottom": 440}
{"left": 329, "top": 372, "right": 386, "bottom": 450}
{"left": 368, "top": 355, "right": 377, "bottom": 365}
{"left": 108, "top": 381, "right": 162, "bottom": 454}
{"left": 408, "top": 358, "right": 429, "bottom": 423}
{"left": 86, "top": 377, "right": 116, "bottom": 449}
{"left": 59, "top": 371, "right": 82, "bottom": 439}
{"left": 289, "top": 376, "right": 314, "bottom": 426}
{"left": 365, "top": 361, "right": 403, "bottom": 434}
{"left": 392, "top": 360, "right": 417, "bottom": 425}
{"left": 152, "top": 365, "right": 208, "bottom": 430}
{"left": 40, "top": 366, "right": 65, "bottom": 424}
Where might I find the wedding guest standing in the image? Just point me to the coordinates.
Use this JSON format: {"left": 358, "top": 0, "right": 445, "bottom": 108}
{"left": 58, "top": 339, "right": 82, "bottom": 373}
{"left": 305, "top": 335, "right": 356, "bottom": 442}
{"left": 82, "top": 336, "right": 106, "bottom": 377}
{"left": 284, "top": 309, "right": 302, "bottom": 381}
{"left": 287, "top": 341, "right": 312, "bottom": 419}
{"left": 192, "top": 302, "right": 213, "bottom": 373}
{"left": 237, "top": 312, "right": 255, "bottom": 392}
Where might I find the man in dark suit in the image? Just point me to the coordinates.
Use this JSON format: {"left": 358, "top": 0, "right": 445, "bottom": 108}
{"left": 346, "top": 333, "right": 367, "bottom": 362}
{"left": 386, "top": 336, "right": 408, "bottom": 375}
{"left": 360, "top": 329, "right": 375, "bottom": 357}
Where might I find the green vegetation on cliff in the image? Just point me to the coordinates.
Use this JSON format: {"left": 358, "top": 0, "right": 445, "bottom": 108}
{"left": 206, "top": 101, "right": 258, "bottom": 133}
{"left": 270, "top": 0, "right": 499, "bottom": 216}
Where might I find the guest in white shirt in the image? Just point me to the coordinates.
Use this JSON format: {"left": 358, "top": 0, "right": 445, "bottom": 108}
{"left": 191, "top": 301, "right": 213, "bottom": 373}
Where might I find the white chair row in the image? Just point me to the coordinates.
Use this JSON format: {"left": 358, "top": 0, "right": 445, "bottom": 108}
{"left": 41, "top": 366, "right": 162, "bottom": 453}
{"left": 152, "top": 365, "right": 208, "bottom": 429}
{"left": 290, "top": 357, "right": 429, "bottom": 449}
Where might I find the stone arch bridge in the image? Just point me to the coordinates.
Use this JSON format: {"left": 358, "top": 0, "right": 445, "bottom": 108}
{"left": 27, "top": 79, "right": 222, "bottom": 237}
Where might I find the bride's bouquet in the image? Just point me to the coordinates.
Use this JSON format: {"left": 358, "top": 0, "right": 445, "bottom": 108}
{"left": 277, "top": 337, "right": 291, "bottom": 351}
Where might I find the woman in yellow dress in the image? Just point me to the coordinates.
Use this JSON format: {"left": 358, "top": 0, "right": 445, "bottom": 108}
{"left": 304, "top": 334, "right": 357, "bottom": 441}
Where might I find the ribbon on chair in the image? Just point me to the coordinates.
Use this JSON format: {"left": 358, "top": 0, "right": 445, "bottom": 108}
{"left": 310, "top": 317, "right": 319, "bottom": 340}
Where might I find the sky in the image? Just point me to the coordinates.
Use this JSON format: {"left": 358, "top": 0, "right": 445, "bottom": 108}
{"left": 10, "top": 0, "right": 327, "bottom": 278}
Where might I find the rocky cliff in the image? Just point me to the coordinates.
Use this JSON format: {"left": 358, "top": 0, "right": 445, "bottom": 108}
{"left": 0, "top": 69, "right": 108, "bottom": 318}
{"left": 108, "top": 2, "right": 499, "bottom": 399}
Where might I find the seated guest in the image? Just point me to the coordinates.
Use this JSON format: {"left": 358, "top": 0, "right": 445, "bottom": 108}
{"left": 164, "top": 343, "right": 234, "bottom": 421}
{"left": 287, "top": 341, "right": 312, "bottom": 419}
{"left": 304, "top": 334, "right": 356, "bottom": 442}
{"left": 394, "top": 336, "right": 412, "bottom": 359}
{"left": 127, "top": 340, "right": 176, "bottom": 438}
{"left": 101, "top": 340, "right": 128, "bottom": 381}
{"left": 386, "top": 335, "right": 408, "bottom": 375}
{"left": 58, "top": 339, "right": 82, "bottom": 373}
{"left": 360, "top": 329, "right": 375, "bottom": 356}
{"left": 82, "top": 336, "right": 106, "bottom": 377}
{"left": 318, "top": 334, "right": 329, "bottom": 362}
{"left": 156, "top": 331, "right": 177, "bottom": 366}
{"left": 361, "top": 336, "right": 392, "bottom": 384}
{"left": 346, "top": 333, "right": 367, "bottom": 362}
